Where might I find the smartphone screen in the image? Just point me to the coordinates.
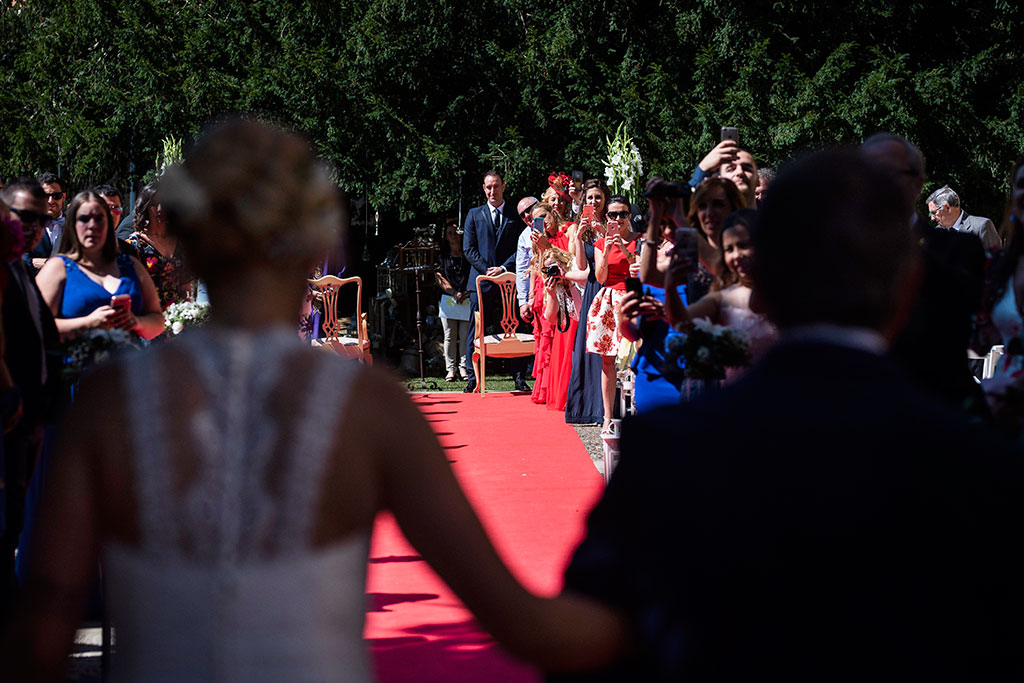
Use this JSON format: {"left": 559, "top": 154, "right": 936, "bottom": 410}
{"left": 572, "top": 170, "right": 583, "bottom": 188}
{"left": 532, "top": 216, "right": 545, "bottom": 233}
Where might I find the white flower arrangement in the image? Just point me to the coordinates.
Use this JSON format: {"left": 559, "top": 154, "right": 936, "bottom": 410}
{"left": 664, "top": 317, "right": 752, "bottom": 381}
{"left": 63, "top": 328, "right": 141, "bottom": 379}
{"left": 602, "top": 122, "right": 644, "bottom": 204}
{"left": 163, "top": 301, "right": 211, "bottom": 335}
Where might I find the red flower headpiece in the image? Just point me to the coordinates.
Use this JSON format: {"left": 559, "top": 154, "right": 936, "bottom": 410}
{"left": 547, "top": 172, "right": 573, "bottom": 202}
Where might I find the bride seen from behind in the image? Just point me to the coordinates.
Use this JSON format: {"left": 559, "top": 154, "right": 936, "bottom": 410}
{"left": 3, "top": 119, "right": 626, "bottom": 681}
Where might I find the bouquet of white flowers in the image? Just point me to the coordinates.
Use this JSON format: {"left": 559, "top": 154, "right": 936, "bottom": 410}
{"left": 63, "top": 328, "right": 141, "bottom": 379}
{"left": 664, "top": 317, "right": 752, "bottom": 381}
{"left": 603, "top": 123, "right": 643, "bottom": 204}
{"left": 163, "top": 301, "right": 211, "bottom": 335}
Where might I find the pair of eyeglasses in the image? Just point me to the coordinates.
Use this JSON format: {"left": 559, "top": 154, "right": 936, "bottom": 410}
{"left": 9, "top": 207, "right": 47, "bottom": 226}
{"left": 520, "top": 203, "right": 538, "bottom": 220}
{"left": 44, "top": 191, "right": 64, "bottom": 201}
{"left": 606, "top": 210, "right": 631, "bottom": 220}
{"left": 928, "top": 206, "right": 944, "bottom": 217}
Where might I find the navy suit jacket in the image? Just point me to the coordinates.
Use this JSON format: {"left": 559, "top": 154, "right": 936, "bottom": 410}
{"left": 462, "top": 202, "right": 521, "bottom": 300}
{"left": 558, "top": 342, "right": 1024, "bottom": 681}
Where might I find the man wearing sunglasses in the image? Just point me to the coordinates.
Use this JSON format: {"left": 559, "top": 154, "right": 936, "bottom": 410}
{"left": 0, "top": 178, "right": 59, "bottom": 623}
{"left": 30, "top": 172, "right": 65, "bottom": 269}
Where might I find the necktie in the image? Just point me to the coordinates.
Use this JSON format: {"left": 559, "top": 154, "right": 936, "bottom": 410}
{"left": 493, "top": 208, "right": 501, "bottom": 231}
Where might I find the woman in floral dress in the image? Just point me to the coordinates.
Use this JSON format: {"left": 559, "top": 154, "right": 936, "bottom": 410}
{"left": 585, "top": 196, "right": 638, "bottom": 433}
{"left": 127, "top": 181, "right": 193, "bottom": 309}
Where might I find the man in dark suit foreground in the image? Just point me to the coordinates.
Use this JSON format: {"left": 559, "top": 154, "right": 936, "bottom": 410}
{"left": 556, "top": 150, "right": 1023, "bottom": 681}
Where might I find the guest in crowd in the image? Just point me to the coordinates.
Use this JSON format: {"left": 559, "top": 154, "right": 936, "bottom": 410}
{"left": 0, "top": 179, "right": 58, "bottom": 626}
{"left": 585, "top": 195, "right": 639, "bottom": 434}
{"left": 94, "top": 185, "right": 139, "bottom": 260}
{"left": 979, "top": 156, "right": 1024, "bottom": 430}
{"left": 527, "top": 202, "right": 568, "bottom": 404}
{"left": 515, "top": 195, "right": 540, "bottom": 322}
{"left": 557, "top": 149, "right": 1024, "bottom": 681}
{"left": 29, "top": 172, "right": 65, "bottom": 271}
{"left": 5, "top": 118, "right": 627, "bottom": 681}
{"left": 543, "top": 173, "right": 574, "bottom": 224}
{"left": 926, "top": 185, "right": 1002, "bottom": 251}
{"left": 683, "top": 177, "right": 745, "bottom": 301}
{"left": 565, "top": 179, "right": 610, "bottom": 424}
{"left": 616, "top": 186, "right": 692, "bottom": 411}
{"left": 127, "top": 181, "right": 193, "bottom": 309}
{"left": 664, "top": 208, "right": 777, "bottom": 382}
{"left": 35, "top": 191, "right": 164, "bottom": 342}
{"left": 436, "top": 219, "right": 471, "bottom": 382}
{"left": 861, "top": 133, "right": 986, "bottom": 415}
{"left": 688, "top": 138, "right": 759, "bottom": 207}
{"left": 755, "top": 166, "right": 775, "bottom": 202}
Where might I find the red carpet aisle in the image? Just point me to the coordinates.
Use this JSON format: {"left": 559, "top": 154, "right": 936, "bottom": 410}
{"left": 366, "top": 392, "right": 604, "bottom": 682}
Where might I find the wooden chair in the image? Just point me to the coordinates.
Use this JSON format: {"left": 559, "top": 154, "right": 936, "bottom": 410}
{"left": 472, "top": 272, "right": 534, "bottom": 394}
{"left": 308, "top": 275, "right": 372, "bottom": 365}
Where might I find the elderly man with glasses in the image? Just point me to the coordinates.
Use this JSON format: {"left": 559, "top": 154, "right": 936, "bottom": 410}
{"left": 927, "top": 185, "right": 1001, "bottom": 251}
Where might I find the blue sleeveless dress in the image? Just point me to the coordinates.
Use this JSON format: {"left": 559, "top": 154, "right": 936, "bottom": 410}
{"left": 631, "top": 282, "right": 689, "bottom": 413}
{"left": 60, "top": 254, "right": 144, "bottom": 318}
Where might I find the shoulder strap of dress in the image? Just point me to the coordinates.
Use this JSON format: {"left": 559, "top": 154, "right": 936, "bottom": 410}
{"left": 276, "top": 354, "right": 357, "bottom": 551}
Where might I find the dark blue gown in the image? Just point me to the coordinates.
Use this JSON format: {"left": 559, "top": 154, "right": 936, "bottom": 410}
{"left": 564, "top": 240, "right": 604, "bottom": 424}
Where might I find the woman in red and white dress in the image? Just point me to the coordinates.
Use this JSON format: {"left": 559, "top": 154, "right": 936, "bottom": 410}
{"left": 585, "top": 195, "right": 638, "bottom": 433}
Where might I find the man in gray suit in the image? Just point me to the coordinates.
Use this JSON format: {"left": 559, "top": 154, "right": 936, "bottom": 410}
{"left": 926, "top": 185, "right": 1001, "bottom": 250}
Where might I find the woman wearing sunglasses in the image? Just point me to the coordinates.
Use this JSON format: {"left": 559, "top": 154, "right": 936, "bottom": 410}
{"left": 585, "top": 196, "right": 639, "bottom": 434}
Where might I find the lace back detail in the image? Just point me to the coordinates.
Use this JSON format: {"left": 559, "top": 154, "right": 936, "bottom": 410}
{"left": 123, "top": 329, "right": 354, "bottom": 563}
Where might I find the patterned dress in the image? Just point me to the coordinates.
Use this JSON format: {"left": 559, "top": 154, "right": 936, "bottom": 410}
{"left": 127, "top": 233, "right": 191, "bottom": 309}
{"left": 585, "top": 236, "right": 637, "bottom": 356}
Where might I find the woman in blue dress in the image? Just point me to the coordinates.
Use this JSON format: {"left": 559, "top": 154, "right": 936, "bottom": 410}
{"left": 565, "top": 179, "right": 608, "bottom": 424}
{"left": 35, "top": 191, "right": 164, "bottom": 342}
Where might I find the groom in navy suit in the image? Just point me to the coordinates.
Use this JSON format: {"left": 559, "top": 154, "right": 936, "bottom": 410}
{"left": 463, "top": 170, "right": 528, "bottom": 392}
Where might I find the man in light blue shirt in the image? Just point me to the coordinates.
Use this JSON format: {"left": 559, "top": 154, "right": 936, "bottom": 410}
{"left": 514, "top": 195, "right": 539, "bottom": 321}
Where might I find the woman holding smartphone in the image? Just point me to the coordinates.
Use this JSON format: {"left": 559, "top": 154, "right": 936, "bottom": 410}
{"left": 565, "top": 180, "right": 611, "bottom": 424}
{"left": 35, "top": 191, "right": 164, "bottom": 341}
{"left": 585, "top": 195, "right": 639, "bottom": 433}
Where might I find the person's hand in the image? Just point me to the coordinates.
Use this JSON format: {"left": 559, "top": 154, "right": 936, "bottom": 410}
{"left": 618, "top": 292, "right": 666, "bottom": 324}
{"left": 544, "top": 274, "right": 562, "bottom": 292}
{"left": 520, "top": 303, "right": 534, "bottom": 322}
{"left": 485, "top": 266, "right": 504, "bottom": 276}
{"left": 31, "top": 257, "right": 47, "bottom": 270}
{"left": 666, "top": 240, "right": 698, "bottom": 286}
{"left": 698, "top": 139, "right": 740, "bottom": 172}
{"left": 628, "top": 261, "right": 641, "bottom": 278}
{"left": 530, "top": 231, "right": 551, "bottom": 250}
{"left": 87, "top": 305, "right": 124, "bottom": 329}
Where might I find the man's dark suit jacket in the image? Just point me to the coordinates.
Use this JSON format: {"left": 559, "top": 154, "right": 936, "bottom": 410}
{"left": 559, "top": 342, "right": 1023, "bottom": 681}
{"left": 892, "top": 220, "right": 985, "bottom": 411}
{"left": 462, "top": 202, "right": 520, "bottom": 300}
{"left": 2, "top": 260, "right": 59, "bottom": 425}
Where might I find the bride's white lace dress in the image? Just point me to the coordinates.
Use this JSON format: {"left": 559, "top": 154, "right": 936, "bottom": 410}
{"left": 104, "top": 327, "right": 372, "bottom": 682}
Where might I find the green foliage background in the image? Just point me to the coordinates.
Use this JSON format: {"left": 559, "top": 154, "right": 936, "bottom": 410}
{"left": 2, "top": 0, "right": 1022, "bottom": 220}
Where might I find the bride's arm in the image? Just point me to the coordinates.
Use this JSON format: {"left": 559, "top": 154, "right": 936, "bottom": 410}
{"left": 351, "top": 370, "right": 628, "bottom": 671}
{"left": 1, "top": 372, "right": 105, "bottom": 682}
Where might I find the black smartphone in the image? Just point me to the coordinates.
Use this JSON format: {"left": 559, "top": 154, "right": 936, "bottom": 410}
{"left": 721, "top": 126, "right": 739, "bottom": 144}
{"left": 532, "top": 216, "right": 545, "bottom": 233}
{"left": 624, "top": 277, "right": 643, "bottom": 298}
{"left": 572, "top": 169, "right": 583, "bottom": 188}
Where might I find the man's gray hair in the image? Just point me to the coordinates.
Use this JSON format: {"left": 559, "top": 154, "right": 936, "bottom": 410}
{"left": 757, "top": 167, "right": 776, "bottom": 182}
{"left": 861, "top": 132, "right": 926, "bottom": 179}
{"left": 926, "top": 185, "right": 960, "bottom": 209}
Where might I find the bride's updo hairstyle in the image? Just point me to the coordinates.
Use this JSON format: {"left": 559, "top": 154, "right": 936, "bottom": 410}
{"left": 161, "top": 118, "right": 341, "bottom": 285}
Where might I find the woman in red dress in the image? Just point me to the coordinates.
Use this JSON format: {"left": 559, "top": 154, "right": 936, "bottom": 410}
{"left": 547, "top": 180, "right": 607, "bottom": 412}
{"left": 527, "top": 202, "right": 567, "bottom": 403}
